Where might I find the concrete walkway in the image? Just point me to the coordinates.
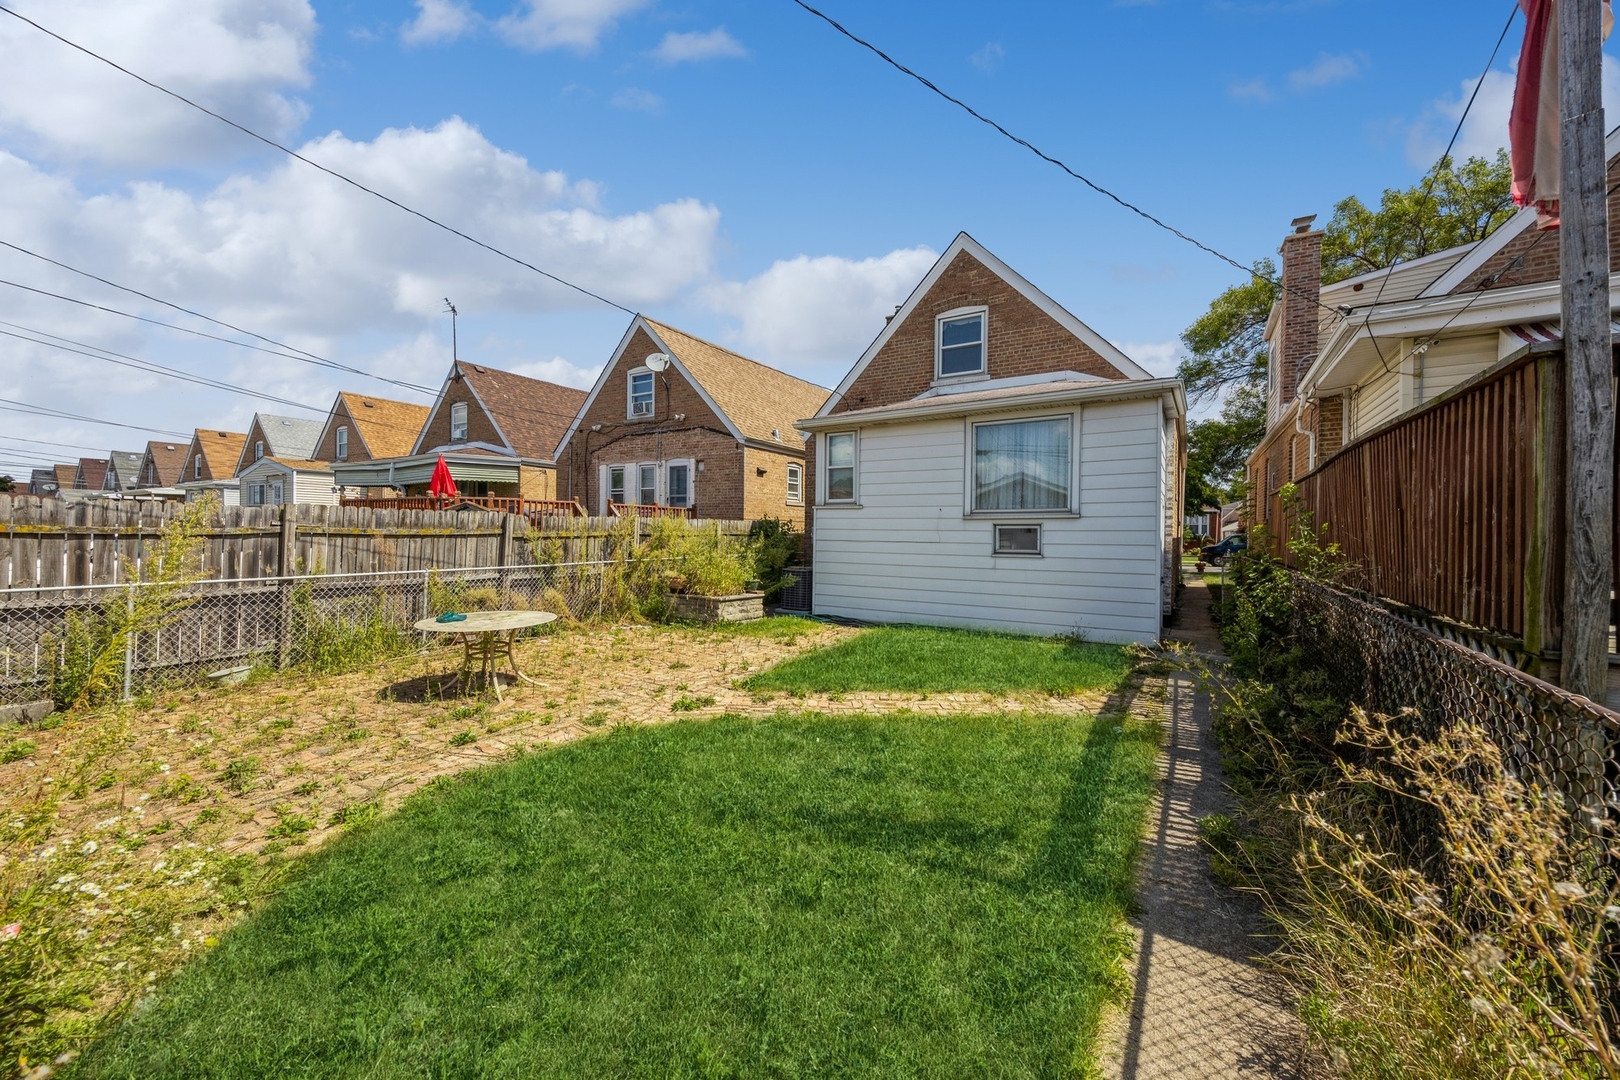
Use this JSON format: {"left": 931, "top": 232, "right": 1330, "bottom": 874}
{"left": 1097, "top": 578, "right": 1318, "bottom": 1079}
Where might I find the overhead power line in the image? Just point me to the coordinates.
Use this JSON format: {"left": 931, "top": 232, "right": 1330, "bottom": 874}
{"left": 0, "top": 240, "right": 437, "bottom": 396}
{"left": 0, "top": 396, "right": 190, "bottom": 438}
{"left": 786, "top": 0, "right": 1332, "bottom": 309}
{"left": 0, "top": 3, "right": 635, "bottom": 317}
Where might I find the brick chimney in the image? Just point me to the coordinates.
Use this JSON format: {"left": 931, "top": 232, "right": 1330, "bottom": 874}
{"left": 1277, "top": 214, "right": 1323, "bottom": 407}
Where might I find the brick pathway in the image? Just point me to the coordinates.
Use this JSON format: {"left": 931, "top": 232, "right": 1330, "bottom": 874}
{"left": 1097, "top": 579, "right": 1321, "bottom": 1078}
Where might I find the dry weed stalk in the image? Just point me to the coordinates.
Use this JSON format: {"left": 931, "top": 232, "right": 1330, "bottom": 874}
{"left": 1288, "top": 707, "right": 1620, "bottom": 1078}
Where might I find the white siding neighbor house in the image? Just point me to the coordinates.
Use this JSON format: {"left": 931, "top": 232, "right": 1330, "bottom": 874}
{"left": 237, "top": 457, "right": 337, "bottom": 507}
{"left": 800, "top": 233, "right": 1186, "bottom": 644}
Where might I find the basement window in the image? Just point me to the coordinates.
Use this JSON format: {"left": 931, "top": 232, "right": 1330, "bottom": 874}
{"left": 993, "top": 524, "right": 1042, "bottom": 556}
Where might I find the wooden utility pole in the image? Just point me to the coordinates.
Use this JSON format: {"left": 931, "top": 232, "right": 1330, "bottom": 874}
{"left": 1559, "top": 0, "right": 1614, "bottom": 700}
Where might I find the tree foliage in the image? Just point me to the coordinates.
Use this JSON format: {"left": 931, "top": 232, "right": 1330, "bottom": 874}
{"left": 1321, "top": 150, "right": 1515, "bottom": 284}
{"left": 1176, "top": 151, "right": 1515, "bottom": 508}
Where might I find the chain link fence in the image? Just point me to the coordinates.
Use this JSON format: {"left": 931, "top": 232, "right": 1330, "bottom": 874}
{"left": 1287, "top": 573, "right": 1620, "bottom": 816}
{"left": 0, "top": 561, "right": 632, "bottom": 710}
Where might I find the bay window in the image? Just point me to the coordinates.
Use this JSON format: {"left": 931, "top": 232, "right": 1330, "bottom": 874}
{"left": 972, "top": 416, "right": 1071, "bottom": 513}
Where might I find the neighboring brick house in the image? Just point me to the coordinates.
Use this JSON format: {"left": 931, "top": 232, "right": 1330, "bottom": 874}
{"left": 135, "top": 440, "right": 190, "bottom": 490}
{"left": 330, "top": 362, "right": 585, "bottom": 499}
{"left": 1245, "top": 130, "right": 1620, "bottom": 537}
{"left": 798, "top": 232, "right": 1184, "bottom": 643}
{"left": 554, "top": 317, "right": 830, "bottom": 523}
{"left": 234, "top": 415, "right": 324, "bottom": 476}
{"left": 177, "top": 428, "right": 248, "bottom": 505}
{"left": 73, "top": 457, "right": 108, "bottom": 490}
{"left": 313, "top": 392, "right": 432, "bottom": 465}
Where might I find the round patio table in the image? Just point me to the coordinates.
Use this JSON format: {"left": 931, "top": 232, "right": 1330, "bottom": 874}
{"left": 413, "top": 610, "right": 556, "bottom": 702}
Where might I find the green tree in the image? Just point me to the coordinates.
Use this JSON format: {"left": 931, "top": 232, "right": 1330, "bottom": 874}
{"left": 0, "top": 475, "right": 13, "bottom": 493}
{"left": 1176, "top": 151, "right": 1514, "bottom": 508}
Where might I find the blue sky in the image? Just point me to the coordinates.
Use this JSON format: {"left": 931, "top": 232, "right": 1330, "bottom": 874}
{"left": 0, "top": 0, "right": 1608, "bottom": 478}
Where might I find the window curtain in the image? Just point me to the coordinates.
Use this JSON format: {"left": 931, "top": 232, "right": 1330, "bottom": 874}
{"left": 974, "top": 417, "right": 1070, "bottom": 511}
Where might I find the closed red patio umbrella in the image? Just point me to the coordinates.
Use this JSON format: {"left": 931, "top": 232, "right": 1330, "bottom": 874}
{"left": 428, "top": 454, "right": 458, "bottom": 500}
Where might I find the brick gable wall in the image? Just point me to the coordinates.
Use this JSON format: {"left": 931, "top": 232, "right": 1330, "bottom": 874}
{"left": 1457, "top": 158, "right": 1620, "bottom": 291}
{"left": 829, "top": 250, "right": 1129, "bottom": 415}
{"left": 417, "top": 376, "right": 506, "bottom": 452}
{"left": 559, "top": 328, "right": 808, "bottom": 525}
{"left": 315, "top": 401, "right": 363, "bottom": 462}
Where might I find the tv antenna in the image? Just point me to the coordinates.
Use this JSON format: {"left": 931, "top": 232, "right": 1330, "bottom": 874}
{"left": 443, "top": 298, "right": 458, "bottom": 362}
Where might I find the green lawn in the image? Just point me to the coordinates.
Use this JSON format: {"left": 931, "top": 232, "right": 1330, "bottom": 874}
{"left": 77, "top": 711, "right": 1158, "bottom": 1079}
{"left": 741, "top": 624, "right": 1132, "bottom": 696}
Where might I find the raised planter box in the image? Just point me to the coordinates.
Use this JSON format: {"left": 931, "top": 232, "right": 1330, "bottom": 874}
{"left": 668, "top": 591, "right": 765, "bottom": 623}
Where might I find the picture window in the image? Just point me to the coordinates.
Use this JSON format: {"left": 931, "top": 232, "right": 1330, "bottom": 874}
{"left": 972, "top": 416, "right": 1071, "bottom": 512}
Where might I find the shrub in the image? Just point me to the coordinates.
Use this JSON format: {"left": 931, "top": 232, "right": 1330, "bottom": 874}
{"left": 292, "top": 586, "right": 415, "bottom": 675}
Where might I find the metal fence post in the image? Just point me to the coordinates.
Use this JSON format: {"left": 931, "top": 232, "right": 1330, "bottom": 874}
{"left": 121, "top": 582, "right": 135, "bottom": 703}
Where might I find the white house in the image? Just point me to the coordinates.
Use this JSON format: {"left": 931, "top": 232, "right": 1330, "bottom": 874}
{"left": 237, "top": 457, "right": 337, "bottom": 507}
{"left": 799, "top": 234, "right": 1185, "bottom": 644}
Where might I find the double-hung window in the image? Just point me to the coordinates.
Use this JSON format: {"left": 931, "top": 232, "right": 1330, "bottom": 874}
{"left": 972, "top": 416, "right": 1071, "bottom": 513}
{"left": 786, "top": 462, "right": 803, "bottom": 504}
{"left": 194, "top": 455, "right": 203, "bottom": 479}
{"left": 607, "top": 465, "right": 626, "bottom": 508}
{"left": 937, "top": 309, "right": 986, "bottom": 379}
{"left": 254, "top": 440, "right": 264, "bottom": 461}
{"left": 247, "top": 483, "right": 266, "bottom": 506}
{"left": 628, "top": 370, "right": 655, "bottom": 418}
{"left": 666, "top": 462, "right": 691, "bottom": 509}
{"left": 824, "top": 432, "right": 856, "bottom": 502}
{"left": 335, "top": 426, "right": 349, "bottom": 460}
{"left": 449, "top": 402, "right": 469, "bottom": 442}
{"left": 638, "top": 464, "right": 658, "bottom": 505}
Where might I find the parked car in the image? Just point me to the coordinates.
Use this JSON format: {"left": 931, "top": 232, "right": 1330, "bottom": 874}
{"left": 1201, "top": 534, "right": 1247, "bottom": 564}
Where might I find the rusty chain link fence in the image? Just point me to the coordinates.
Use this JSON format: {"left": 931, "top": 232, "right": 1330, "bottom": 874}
{"left": 1286, "top": 572, "right": 1620, "bottom": 816}
{"left": 0, "top": 561, "right": 634, "bottom": 711}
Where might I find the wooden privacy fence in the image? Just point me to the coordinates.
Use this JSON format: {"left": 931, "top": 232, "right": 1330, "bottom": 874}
{"left": 1275, "top": 343, "right": 1589, "bottom": 675}
{"left": 0, "top": 497, "right": 755, "bottom": 592}
{"left": 340, "top": 496, "right": 586, "bottom": 518}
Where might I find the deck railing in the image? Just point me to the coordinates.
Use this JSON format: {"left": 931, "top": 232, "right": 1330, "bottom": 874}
{"left": 608, "top": 502, "right": 693, "bottom": 519}
{"left": 339, "top": 496, "right": 586, "bottom": 518}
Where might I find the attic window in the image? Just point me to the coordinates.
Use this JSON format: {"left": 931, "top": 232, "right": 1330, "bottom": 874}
{"left": 255, "top": 440, "right": 264, "bottom": 461}
{"left": 450, "top": 402, "right": 469, "bottom": 442}
{"left": 936, "top": 308, "right": 987, "bottom": 379}
{"left": 335, "top": 426, "right": 349, "bottom": 460}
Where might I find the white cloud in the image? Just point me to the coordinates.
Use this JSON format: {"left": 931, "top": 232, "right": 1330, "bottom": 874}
{"left": 609, "top": 87, "right": 664, "bottom": 114}
{"left": 1407, "top": 54, "right": 1620, "bottom": 167}
{"left": 1226, "top": 77, "right": 1272, "bottom": 102}
{"left": 970, "top": 42, "right": 1005, "bottom": 74}
{"left": 0, "top": 117, "right": 720, "bottom": 338}
{"left": 653, "top": 27, "right": 747, "bottom": 64}
{"left": 1119, "top": 341, "right": 1180, "bottom": 378}
{"left": 705, "top": 247, "right": 939, "bottom": 383}
{"left": 495, "top": 0, "right": 651, "bottom": 53}
{"left": 402, "top": 0, "right": 477, "bottom": 45}
{"left": 507, "top": 355, "right": 604, "bottom": 389}
{"left": 1287, "top": 52, "right": 1363, "bottom": 92}
{"left": 0, "top": 0, "right": 315, "bottom": 166}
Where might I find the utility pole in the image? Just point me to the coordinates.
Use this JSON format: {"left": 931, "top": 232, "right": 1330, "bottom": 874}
{"left": 1559, "top": 0, "right": 1614, "bottom": 700}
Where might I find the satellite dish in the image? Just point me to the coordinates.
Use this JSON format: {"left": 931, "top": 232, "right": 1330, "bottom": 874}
{"left": 644, "top": 352, "right": 672, "bottom": 372}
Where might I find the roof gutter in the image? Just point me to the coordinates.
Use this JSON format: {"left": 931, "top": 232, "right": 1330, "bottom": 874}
{"left": 796, "top": 378, "right": 1186, "bottom": 433}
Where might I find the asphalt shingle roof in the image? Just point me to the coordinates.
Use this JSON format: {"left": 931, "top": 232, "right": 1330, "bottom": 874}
{"left": 255, "top": 415, "right": 324, "bottom": 461}
{"left": 458, "top": 364, "right": 588, "bottom": 460}
{"left": 336, "top": 392, "right": 431, "bottom": 459}
{"left": 643, "top": 319, "right": 830, "bottom": 446}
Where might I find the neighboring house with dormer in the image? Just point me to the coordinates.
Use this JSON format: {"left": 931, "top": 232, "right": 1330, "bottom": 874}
{"left": 234, "top": 414, "right": 323, "bottom": 477}
{"left": 797, "top": 232, "right": 1185, "bottom": 643}
{"left": 313, "top": 392, "right": 432, "bottom": 497}
{"left": 102, "top": 451, "right": 144, "bottom": 493}
{"left": 133, "top": 440, "right": 190, "bottom": 493}
{"left": 177, "top": 428, "right": 248, "bottom": 505}
{"left": 330, "top": 362, "right": 585, "bottom": 500}
{"left": 74, "top": 457, "right": 108, "bottom": 491}
{"left": 555, "top": 317, "right": 830, "bottom": 522}
{"left": 1247, "top": 130, "right": 1620, "bottom": 531}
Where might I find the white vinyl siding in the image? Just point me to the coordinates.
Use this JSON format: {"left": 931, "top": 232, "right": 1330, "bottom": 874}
{"left": 1414, "top": 333, "right": 1495, "bottom": 405}
{"left": 811, "top": 399, "right": 1169, "bottom": 643}
{"left": 1352, "top": 368, "right": 1402, "bottom": 440}
{"left": 237, "top": 461, "right": 338, "bottom": 507}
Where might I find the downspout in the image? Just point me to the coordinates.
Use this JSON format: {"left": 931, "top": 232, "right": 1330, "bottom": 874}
{"left": 1293, "top": 392, "right": 1317, "bottom": 472}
